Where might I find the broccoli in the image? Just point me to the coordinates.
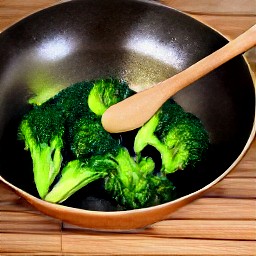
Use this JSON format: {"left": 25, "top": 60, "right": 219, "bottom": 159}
{"left": 44, "top": 114, "right": 120, "bottom": 204}
{"left": 18, "top": 104, "right": 65, "bottom": 198}
{"left": 48, "top": 80, "right": 95, "bottom": 122}
{"left": 19, "top": 78, "right": 209, "bottom": 210}
{"left": 18, "top": 80, "right": 95, "bottom": 199}
{"left": 44, "top": 156, "right": 116, "bottom": 203}
{"left": 68, "top": 114, "right": 120, "bottom": 159}
{"left": 43, "top": 113, "right": 118, "bottom": 204}
{"left": 44, "top": 113, "right": 175, "bottom": 208}
{"left": 66, "top": 109, "right": 175, "bottom": 209}
{"left": 19, "top": 78, "right": 137, "bottom": 205}
{"left": 105, "top": 147, "right": 176, "bottom": 210}
{"left": 46, "top": 78, "right": 133, "bottom": 123}
{"left": 134, "top": 100, "right": 209, "bottom": 174}
{"left": 88, "top": 78, "right": 134, "bottom": 116}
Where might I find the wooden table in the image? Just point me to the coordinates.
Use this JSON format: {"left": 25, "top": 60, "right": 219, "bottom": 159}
{"left": 0, "top": 1, "right": 255, "bottom": 255}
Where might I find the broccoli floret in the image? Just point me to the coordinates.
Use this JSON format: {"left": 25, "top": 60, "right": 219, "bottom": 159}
{"left": 69, "top": 114, "right": 120, "bottom": 159}
{"left": 134, "top": 100, "right": 209, "bottom": 174}
{"left": 19, "top": 81, "right": 95, "bottom": 199}
{"left": 105, "top": 147, "right": 176, "bottom": 210}
{"left": 48, "top": 81, "right": 95, "bottom": 121}
{"left": 47, "top": 78, "right": 133, "bottom": 120}
{"left": 44, "top": 156, "right": 116, "bottom": 203}
{"left": 18, "top": 104, "right": 65, "bottom": 198}
{"left": 88, "top": 78, "right": 134, "bottom": 116}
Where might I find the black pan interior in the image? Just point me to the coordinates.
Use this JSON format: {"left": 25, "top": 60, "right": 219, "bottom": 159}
{"left": 0, "top": 0, "right": 255, "bottom": 211}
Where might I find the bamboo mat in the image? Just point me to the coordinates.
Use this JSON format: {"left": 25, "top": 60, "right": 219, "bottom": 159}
{"left": 0, "top": 0, "right": 256, "bottom": 255}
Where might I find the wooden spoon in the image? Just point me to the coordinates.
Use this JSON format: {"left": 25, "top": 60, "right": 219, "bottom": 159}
{"left": 102, "top": 24, "right": 256, "bottom": 133}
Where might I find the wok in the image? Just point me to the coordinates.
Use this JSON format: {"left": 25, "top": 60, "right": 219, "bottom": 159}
{"left": 0, "top": 0, "right": 255, "bottom": 230}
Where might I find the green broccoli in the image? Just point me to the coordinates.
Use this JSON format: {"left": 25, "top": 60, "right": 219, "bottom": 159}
{"left": 37, "top": 78, "right": 128, "bottom": 204}
{"left": 67, "top": 114, "right": 175, "bottom": 209}
{"left": 134, "top": 100, "right": 209, "bottom": 174}
{"left": 18, "top": 104, "right": 65, "bottom": 198}
{"left": 20, "top": 78, "right": 208, "bottom": 210}
{"left": 48, "top": 80, "right": 95, "bottom": 121}
{"left": 88, "top": 78, "right": 134, "bottom": 116}
{"left": 43, "top": 113, "right": 118, "bottom": 203}
{"left": 46, "top": 78, "right": 133, "bottom": 123}
{"left": 44, "top": 114, "right": 120, "bottom": 204}
{"left": 44, "top": 156, "right": 116, "bottom": 203}
{"left": 18, "top": 80, "right": 95, "bottom": 199}
{"left": 44, "top": 112, "right": 175, "bottom": 208}
{"left": 105, "top": 147, "right": 176, "bottom": 209}
{"left": 68, "top": 114, "right": 120, "bottom": 159}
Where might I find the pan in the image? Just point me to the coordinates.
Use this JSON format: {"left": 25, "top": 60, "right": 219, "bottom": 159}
{"left": 0, "top": 0, "right": 255, "bottom": 230}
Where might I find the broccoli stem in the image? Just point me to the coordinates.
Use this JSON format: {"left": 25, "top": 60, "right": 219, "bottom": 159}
{"left": 113, "top": 148, "right": 149, "bottom": 188}
{"left": 44, "top": 160, "right": 108, "bottom": 203}
{"left": 114, "top": 149, "right": 136, "bottom": 188}
{"left": 31, "top": 140, "right": 63, "bottom": 198}
{"left": 134, "top": 113, "right": 176, "bottom": 173}
{"left": 147, "top": 136, "right": 176, "bottom": 173}
{"left": 134, "top": 114, "right": 159, "bottom": 153}
{"left": 20, "top": 120, "right": 63, "bottom": 198}
{"left": 30, "top": 144, "right": 52, "bottom": 198}
{"left": 114, "top": 148, "right": 155, "bottom": 188}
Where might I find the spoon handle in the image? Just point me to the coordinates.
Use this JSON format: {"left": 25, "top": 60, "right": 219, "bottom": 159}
{"left": 160, "top": 24, "right": 256, "bottom": 98}
{"left": 102, "top": 24, "right": 256, "bottom": 133}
